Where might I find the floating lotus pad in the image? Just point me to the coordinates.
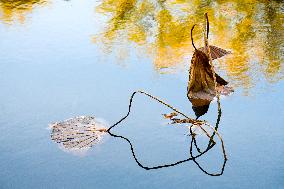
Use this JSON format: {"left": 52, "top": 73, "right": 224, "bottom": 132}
{"left": 50, "top": 116, "right": 108, "bottom": 149}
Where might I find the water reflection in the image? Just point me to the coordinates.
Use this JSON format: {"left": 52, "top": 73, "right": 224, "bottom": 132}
{"left": 94, "top": 0, "right": 284, "bottom": 92}
{"left": 50, "top": 14, "right": 230, "bottom": 175}
{"left": 187, "top": 15, "right": 233, "bottom": 118}
{"left": 0, "top": 0, "right": 48, "bottom": 24}
{"left": 50, "top": 90, "right": 227, "bottom": 175}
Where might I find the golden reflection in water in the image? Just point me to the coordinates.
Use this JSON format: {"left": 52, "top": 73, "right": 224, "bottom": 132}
{"left": 0, "top": 0, "right": 48, "bottom": 24}
{"left": 94, "top": 0, "right": 284, "bottom": 92}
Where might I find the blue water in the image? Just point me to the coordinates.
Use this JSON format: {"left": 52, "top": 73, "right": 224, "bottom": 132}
{"left": 0, "top": 0, "right": 284, "bottom": 188}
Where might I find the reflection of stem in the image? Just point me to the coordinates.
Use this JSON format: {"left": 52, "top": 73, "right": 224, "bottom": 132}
{"left": 105, "top": 16, "right": 228, "bottom": 172}
{"left": 192, "top": 96, "right": 221, "bottom": 154}
{"left": 190, "top": 124, "right": 227, "bottom": 176}
{"left": 208, "top": 97, "right": 222, "bottom": 147}
{"left": 188, "top": 13, "right": 227, "bottom": 176}
{"left": 108, "top": 130, "right": 216, "bottom": 170}
{"left": 106, "top": 90, "right": 226, "bottom": 174}
{"left": 107, "top": 90, "right": 215, "bottom": 169}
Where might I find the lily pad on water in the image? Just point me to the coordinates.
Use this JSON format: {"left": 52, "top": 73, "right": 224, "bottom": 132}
{"left": 50, "top": 116, "right": 108, "bottom": 150}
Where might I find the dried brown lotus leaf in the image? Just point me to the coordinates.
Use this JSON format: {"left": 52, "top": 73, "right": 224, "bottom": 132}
{"left": 50, "top": 116, "right": 108, "bottom": 150}
{"left": 198, "top": 46, "right": 231, "bottom": 60}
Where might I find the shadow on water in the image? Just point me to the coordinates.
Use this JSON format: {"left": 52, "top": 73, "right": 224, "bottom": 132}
{"left": 50, "top": 13, "right": 231, "bottom": 176}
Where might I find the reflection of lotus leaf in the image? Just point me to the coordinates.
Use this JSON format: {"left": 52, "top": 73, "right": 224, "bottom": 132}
{"left": 50, "top": 116, "right": 108, "bottom": 150}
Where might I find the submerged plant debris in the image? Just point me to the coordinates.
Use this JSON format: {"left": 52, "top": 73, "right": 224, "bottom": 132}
{"left": 50, "top": 116, "right": 108, "bottom": 150}
{"left": 50, "top": 89, "right": 226, "bottom": 176}
{"left": 50, "top": 13, "right": 229, "bottom": 176}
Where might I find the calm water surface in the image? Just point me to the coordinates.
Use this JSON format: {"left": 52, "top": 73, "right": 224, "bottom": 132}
{"left": 0, "top": 0, "right": 283, "bottom": 188}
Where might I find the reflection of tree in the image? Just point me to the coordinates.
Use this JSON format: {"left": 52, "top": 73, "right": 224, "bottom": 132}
{"left": 94, "top": 0, "right": 283, "bottom": 92}
{"left": 0, "top": 0, "right": 48, "bottom": 24}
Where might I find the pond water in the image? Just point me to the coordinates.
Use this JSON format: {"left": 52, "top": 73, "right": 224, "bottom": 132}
{"left": 0, "top": 0, "right": 283, "bottom": 188}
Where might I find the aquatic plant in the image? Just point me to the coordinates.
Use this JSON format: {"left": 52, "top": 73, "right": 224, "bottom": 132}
{"left": 50, "top": 13, "right": 229, "bottom": 176}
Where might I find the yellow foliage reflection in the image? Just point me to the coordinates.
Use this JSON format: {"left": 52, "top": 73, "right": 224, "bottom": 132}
{"left": 94, "top": 0, "right": 284, "bottom": 91}
{"left": 0, "top": 0, "right": 48, "bottom": 24}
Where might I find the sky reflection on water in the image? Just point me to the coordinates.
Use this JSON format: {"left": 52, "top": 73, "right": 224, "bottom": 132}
{"left": 0, "top": 0, "right": 284, "bottom": 189}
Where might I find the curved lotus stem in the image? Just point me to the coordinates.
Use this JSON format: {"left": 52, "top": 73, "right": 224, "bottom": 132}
{"left": 191, "top": 24, "right": 197, "bottom": 51}
{"left": 205, "top": 13, "right": 209, "bottom": 39}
